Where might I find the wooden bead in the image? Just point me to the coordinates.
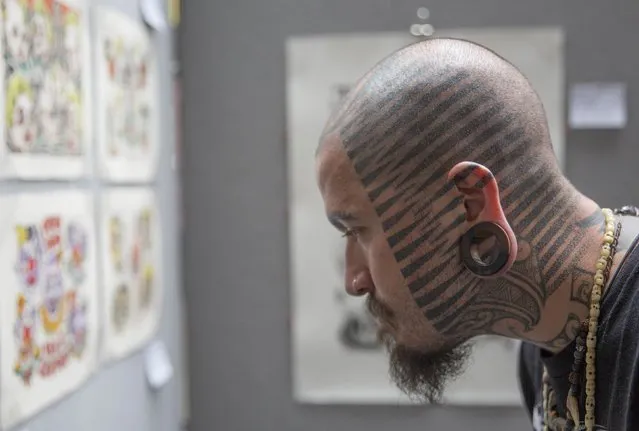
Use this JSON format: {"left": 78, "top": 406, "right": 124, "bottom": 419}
{"left": 544, "top": 209, "right": 617, "bottom": 431}
{"left": 594, "top": 273, "right": 604, "bottom": 285}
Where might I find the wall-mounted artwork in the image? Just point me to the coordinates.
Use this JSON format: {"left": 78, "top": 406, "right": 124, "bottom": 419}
{"left": 95, "top": 7, "right": 158, "bottom": 183}
{"left": 286, "top": 29, "right": 564, "bottom": 406}
{"left": 99, "top": 188, "right": 162, "bottom": 361}
{"left": 0, "top": 190, "right": 98, "bottom": 429}
{"left": 0, "top": 0, "right": 91, "bottom": 179}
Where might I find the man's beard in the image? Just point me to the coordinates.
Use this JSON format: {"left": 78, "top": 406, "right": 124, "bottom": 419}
{"left": 366, "top": 295, "right": 473, "bottom": 404}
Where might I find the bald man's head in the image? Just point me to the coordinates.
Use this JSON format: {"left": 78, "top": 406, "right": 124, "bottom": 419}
{"left": 322, "top": 37, "right": 557, "bottom": 174}
{"left": 315, "top": 38, "right": 594, "bottom": 401}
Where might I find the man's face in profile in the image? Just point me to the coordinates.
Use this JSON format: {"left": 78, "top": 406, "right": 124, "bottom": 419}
{"left": 316, "top": 135, "right": 473, "bottom": 403}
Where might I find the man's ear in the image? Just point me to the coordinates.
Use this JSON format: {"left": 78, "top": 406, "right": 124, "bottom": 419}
{"left": 448, "top": 162, "right": 504, "bottom": 223}
{"left": 448, "top": 161, "right": 518, "bottom": 276}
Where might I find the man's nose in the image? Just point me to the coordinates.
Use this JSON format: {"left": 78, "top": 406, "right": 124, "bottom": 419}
{"left": 345, "top": 270, "right": 374, "bottom": 296}
{"left": 343, "top": 238, "right": 373, "bottom": 296}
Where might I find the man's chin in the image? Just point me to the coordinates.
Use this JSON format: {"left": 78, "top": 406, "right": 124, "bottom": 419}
{"left": 380, "top": 332, "right": 473, "bottom": 404}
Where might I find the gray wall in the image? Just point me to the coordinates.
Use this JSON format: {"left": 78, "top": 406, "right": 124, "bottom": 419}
{"left": 180, "top": 0, "right": 638, "bottom": 430}
{"left": 7, "top": 0, "right": 185, "bottom": 430}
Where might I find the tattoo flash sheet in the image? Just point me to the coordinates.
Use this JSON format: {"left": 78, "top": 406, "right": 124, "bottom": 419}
{"left": 0, "top": 190, "right": 98, "bottom": 429}
{"left": 100, "top": 188, "right": 162, "bottom": 362}
{"left": 287, "top": 30, "right": 564, "bottom": 405}
{"left": 0, "top": 0, "right": 92, "bottom": 179}
{"left": 95, "top": 7, "right": 158, "bottom": 183}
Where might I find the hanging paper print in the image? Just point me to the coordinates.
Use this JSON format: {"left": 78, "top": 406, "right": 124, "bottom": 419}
{"left": 0, "top": 190, "right": 98, "bottom": 429}
{"left": 0, "top": 0, "right": 92, "bottom": 179}
{"left": 95, "top": 7, "right": 158, "bottom": 183}
{"left": 100, "top": 188, "right": 162, "bottom": 361}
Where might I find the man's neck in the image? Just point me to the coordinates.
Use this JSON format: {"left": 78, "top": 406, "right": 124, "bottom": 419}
{"left": 472, "top": 197, "right": 604, "bottom": 352}
{"left": 499, "top": 201, "right": 639, "bottom": 353}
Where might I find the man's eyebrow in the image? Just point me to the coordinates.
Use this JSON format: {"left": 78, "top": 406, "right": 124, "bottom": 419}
{"left": 327, "top": 211, "right": 357, "bottom": 229}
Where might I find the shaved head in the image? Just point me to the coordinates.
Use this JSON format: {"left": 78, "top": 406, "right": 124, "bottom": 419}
{"left": 322, "top": 38, "right": 559, "bottom": 191}
{"left": 316, "top": 38, "right": 601, "bottom": 401}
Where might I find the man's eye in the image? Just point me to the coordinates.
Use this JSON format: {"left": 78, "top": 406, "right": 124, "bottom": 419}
{"left": 342, "top": 228, "right": 358, "bottom": 238}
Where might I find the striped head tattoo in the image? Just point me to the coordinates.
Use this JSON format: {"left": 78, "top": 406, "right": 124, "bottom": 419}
{"left": 316, "top": 39, "right": 604, "bottom": 402}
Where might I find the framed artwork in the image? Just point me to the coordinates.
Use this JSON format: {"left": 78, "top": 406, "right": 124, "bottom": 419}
{"left": 95, "top": 7, "right": 159, "bottom": 183}
{"left": 99, "top": 187, "right": 162, "bottom": 362}
{"left": 0, "top": 190, "right": 98, "bottom": 429}
{"left": 286, "top": 29, "right": 564, "bottom": 405}
{"left": 0, "top": 0, "right": 92, "bottom": 179}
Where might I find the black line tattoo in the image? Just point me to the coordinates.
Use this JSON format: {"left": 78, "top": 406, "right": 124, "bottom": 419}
{"left": 324, "top": 39, "right": 606, "bottom": 345}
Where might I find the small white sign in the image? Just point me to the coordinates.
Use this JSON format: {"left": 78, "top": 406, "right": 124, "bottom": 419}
{"left": 144, "top": 340, "right": 174, "bottom": 390}
{"left": 569, "top": 82, "right": 627, "bottom": 129}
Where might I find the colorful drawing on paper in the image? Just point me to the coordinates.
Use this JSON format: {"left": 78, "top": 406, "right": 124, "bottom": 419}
{"left": 102, "top": 36, "right": 150, "bottom": 158}
{"left": 12, "top": 216, "right": 89, "bottom": 384}
{"left": 100, "top": 189, "right": 161, "bottom": 361}
{"left": 96, "top": 7, "right": 157, "bottom": 182}
{"left": 1, "top": 0, "right": 84, "bottom": 156}
{"left": 108, "top": 209, "right": 156, "bottom": 329}
{"left": 0, "top": 192, "right": 97, "bottom": 430}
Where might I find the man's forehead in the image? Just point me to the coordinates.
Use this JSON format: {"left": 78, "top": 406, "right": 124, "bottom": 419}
{"left": 316, "top": 133, "right": 355, "bottom": 191}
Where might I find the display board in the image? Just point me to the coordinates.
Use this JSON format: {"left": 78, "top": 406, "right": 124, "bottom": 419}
{"left": 95, "top": 6, "right": 158, "bottom": 183}
{"left": 99, "top": 187, "right": 162, "bottom": 361}
{"left": 286, "top": 29, "right": 564, "bottom": 405}
{"left": 0, "top": 190, "right": 98, "bottom": 429}
{"left": 0, "top": 0, "right": 92, "bottom": 179}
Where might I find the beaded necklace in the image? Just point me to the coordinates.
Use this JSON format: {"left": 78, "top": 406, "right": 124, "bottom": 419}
{"left": 542, "top": 206, "right": 639, "bottom": 431}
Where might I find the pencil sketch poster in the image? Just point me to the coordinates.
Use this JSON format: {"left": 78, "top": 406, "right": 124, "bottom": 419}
{"left": 0, "top": 0, "right": 92, "bottom": 179}
{"left": 0, "top": 190, "right": 98, "bottom": 429}
{"left": 286, "top": 29, "right": 564, "bottom": 405}
{"left": 95, "top": 7, "right": 159, "bottom": 183}
{"left": 100, "top": 188, "right": 162, "bottom": 362}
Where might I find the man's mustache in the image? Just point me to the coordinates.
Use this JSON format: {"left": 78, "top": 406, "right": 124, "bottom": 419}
{"left": 365, "top": 295, "right": 395, "bottom": 326}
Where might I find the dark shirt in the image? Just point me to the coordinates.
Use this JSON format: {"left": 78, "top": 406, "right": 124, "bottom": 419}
{"left": 518, "top": 235, "right": 639, "bottom": 431}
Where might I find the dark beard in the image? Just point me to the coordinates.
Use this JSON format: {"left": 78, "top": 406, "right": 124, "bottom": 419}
{"left": 367, "top": 295, "right": 473, "bottom": 404}
{"left": 381, "top": 332, "right": 473, "bottom": 404}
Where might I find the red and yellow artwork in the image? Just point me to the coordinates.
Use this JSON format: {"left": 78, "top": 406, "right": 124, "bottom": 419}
{"left": 1, "top": 0, "right": 84, "bottom": 156}
{"left": 12, "top": 215, "right": 89, "bottom": 386}
{"left": 108, "top": 207, "right": 156, "bottom": 335}
{"left": 101, "top": 34, "right": 151, "bottom": 158}
{"left": 96, "top": 7, "right": 158, "bottom": 182}
{"left": 101, "top": 189, "right": 161, "bottom": 361}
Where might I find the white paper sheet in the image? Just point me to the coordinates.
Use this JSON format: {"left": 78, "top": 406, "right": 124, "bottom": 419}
{"left": 0, "top": 0, "right": 92, "bottom": 179}
{"left": 95, "top": 7, "right": 159, "bottom": 183}
{"left": 286, "top": 28, "right": 564, "bottom": 406}
{"left": 0, "top": 190, "right": 98, "bottom": 429}
{"left": 99, "top": 187, "right": 163, "bottom": 362}
{"left": 569, "top": 82, "right": 627, "bottom": 129}
{"left": 144, "top": 339, "right": 174, "bottom": 390}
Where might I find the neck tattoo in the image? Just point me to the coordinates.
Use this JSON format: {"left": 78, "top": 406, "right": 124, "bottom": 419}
{"left": 543, "top": 208, "right": 622, "bottom": 431}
